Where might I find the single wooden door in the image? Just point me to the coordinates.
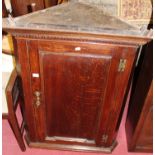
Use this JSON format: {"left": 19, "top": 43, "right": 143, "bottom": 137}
{"left": 39, "top": 50, "right": 112, "bottom": 143}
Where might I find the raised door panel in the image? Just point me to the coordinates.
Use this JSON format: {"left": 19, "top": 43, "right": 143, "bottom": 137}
{"left": 39, "top": 51, "right": 112, "bottom": 141}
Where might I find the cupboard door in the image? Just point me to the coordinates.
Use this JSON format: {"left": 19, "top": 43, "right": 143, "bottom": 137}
{"left": 39, "top": 50, "right": 112, "bottom": 142}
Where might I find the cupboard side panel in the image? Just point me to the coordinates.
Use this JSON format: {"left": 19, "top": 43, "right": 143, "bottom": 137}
{"left": 105, "top": 46, "right": 138, "bottom": 146}
{"left": 14, "top": 38, "right": 37, "bottom": 141}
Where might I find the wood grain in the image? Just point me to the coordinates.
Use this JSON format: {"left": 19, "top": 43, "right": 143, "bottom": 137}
{"left": 125, "top": 41, "right": 153, "bottom": 152}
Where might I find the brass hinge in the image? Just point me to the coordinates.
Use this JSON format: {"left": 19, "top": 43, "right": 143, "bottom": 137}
{"left": 102, "top": 134, "right": 108, "bottom": 143}
{"left": 118, "top": 59, "right": 127, "bottom": 72}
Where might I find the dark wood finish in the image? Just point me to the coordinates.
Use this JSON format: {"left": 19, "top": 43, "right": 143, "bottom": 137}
{"left": 4, "top": 70, "right": 26, "bottom": 151}
{"left": 3, "top": 28, "right": 150, "bottom": 46}
{"left": 14, "top": 39, "right": 38, "bottom": 141}
{"left": 125, "top": 41, "right": 153, "bottom": 153}
{"left": 13, "top": 37, "right": 139, "bottom": 152}
{"left": 3, "top": 2, "right": 152, "bottom": 152}
{"left": 2, "top": 50, "right": 14, "bottom": 55}
{"left": 11, "top": 0, "right": 44, "bottom": 16}
{"left": 9, "top": 0, "right": 58, "bottom": 17}
{"left": 2, "top": 0, "right": 8, "bottom": 17}
{"left": 40, "top": 50, "right": 112, "bottom": 139}
{"left": 2, "top": 113, "right": 8, "bottom": 119}
{"left": 44, "top": 0, "right": 58, "bottom": 7}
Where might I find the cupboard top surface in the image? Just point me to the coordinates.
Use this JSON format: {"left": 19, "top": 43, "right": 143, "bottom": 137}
{"left": 2, "top": 2, "right": 151, "bottom": 39}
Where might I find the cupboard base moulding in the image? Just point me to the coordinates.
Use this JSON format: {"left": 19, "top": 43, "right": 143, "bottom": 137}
{"left": 25, "top": 135, "right": 117, "bottom": 153}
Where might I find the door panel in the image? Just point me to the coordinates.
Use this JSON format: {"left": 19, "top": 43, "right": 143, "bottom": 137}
{"left": 39, "top": 51, "right": 112, "bottom": 140}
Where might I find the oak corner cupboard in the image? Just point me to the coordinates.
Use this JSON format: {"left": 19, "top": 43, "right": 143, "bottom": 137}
{"left": 2, "top": 1, "right": 152, "bottom": 153}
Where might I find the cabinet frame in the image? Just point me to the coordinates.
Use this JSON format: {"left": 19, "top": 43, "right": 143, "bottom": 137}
{"left": 13, "top": 35, "right": 139, "bottom": 152}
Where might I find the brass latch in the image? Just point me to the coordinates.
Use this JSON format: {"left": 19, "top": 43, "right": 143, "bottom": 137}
{"left": 118, "top": 59, "right": 127, "bottom": 72}
{"left": 34, "top": 91, "right": 41, "bottom": 107}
